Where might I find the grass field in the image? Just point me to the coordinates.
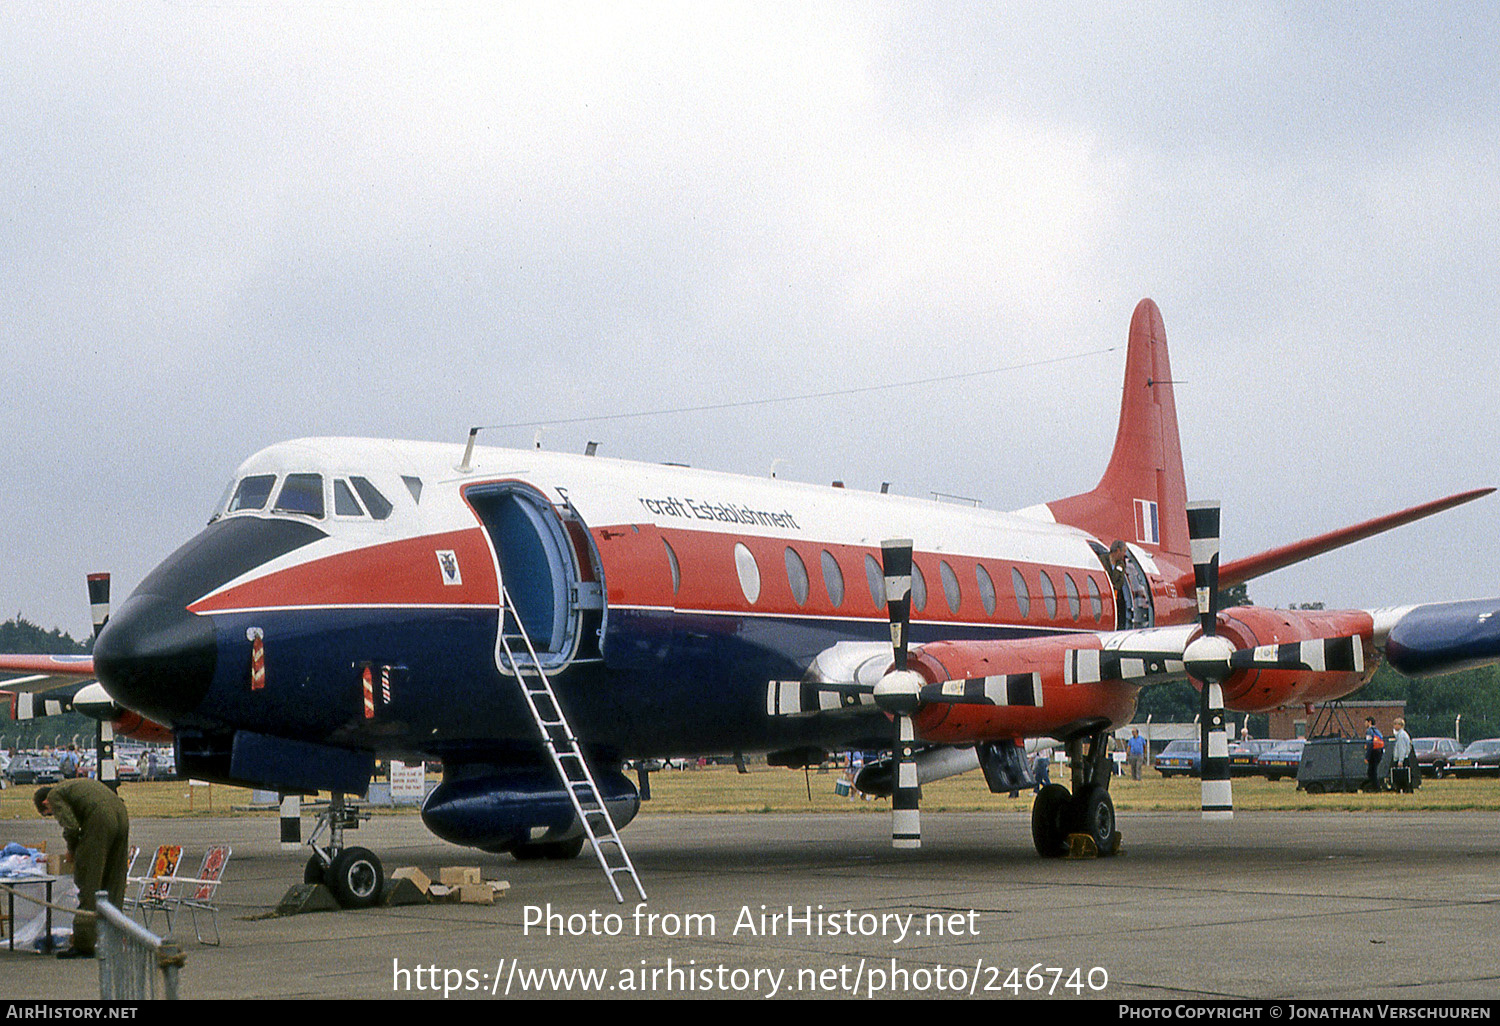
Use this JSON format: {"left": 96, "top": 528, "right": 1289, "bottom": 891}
{"left": 5, "top": 766, "right": 1499, "bottom": 823}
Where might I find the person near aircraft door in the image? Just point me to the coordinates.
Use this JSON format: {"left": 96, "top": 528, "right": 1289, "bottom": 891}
{"left": 1364, "top": 717, "right": 1386, "bottom": 792}
{"left": 33, "top": 778, "right": 130, "bottom": 958}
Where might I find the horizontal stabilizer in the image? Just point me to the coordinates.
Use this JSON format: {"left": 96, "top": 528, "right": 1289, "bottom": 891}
{"left": 1198, "top": 488, "right": 1493, "bottom": 592}
{"left": 1385, "top": 598, "right": 1500, "bottom": 678}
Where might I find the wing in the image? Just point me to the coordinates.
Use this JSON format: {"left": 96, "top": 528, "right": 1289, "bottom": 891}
{"left": 0, "top": 653, "right": 98, "bottom": 692}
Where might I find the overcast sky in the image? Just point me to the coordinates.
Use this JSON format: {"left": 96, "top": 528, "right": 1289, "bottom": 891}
{"left": 3, "top": 2, "right": 1497, "bottom": 639}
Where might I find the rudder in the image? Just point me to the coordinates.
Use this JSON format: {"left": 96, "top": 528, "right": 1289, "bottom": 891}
{"left": 1046, "top": 298, "right": 1189, "bottom": 563}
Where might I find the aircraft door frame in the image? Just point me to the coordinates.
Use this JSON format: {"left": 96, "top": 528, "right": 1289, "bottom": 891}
{"left": 463, "top": 481, "right": 588, "bottom": 674}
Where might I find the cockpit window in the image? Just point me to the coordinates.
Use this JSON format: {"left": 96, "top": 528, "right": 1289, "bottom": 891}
{"left": 333, "top": 479, "right": 364, "bottom": 517}
{"left": 402, "top": 476, "right": 423, "bottom": 504}
{"left": 274, "top": 474, "right": 325, "bottom": 518}
{"left": 228, "top": 475, "right": 277, "bottom": 513}
{"left": 350, "top": 477, "right": 392, "bottom": 520}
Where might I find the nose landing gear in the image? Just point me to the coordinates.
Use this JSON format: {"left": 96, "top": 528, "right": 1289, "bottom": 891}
{"left": 303, "top": 792, "right": 385, "bottom": 908}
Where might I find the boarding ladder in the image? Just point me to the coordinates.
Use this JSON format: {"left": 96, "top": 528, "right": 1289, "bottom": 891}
{"left": 497, "top": 584, "right": 647, "bottom": 903}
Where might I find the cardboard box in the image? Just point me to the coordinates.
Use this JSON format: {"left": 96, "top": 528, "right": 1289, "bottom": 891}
{"left": 439, "top": 866, "right": 481, "bottom": 887}
{"left": 457, "top": 883, "right": 493, "bottom": 905}
{"left": 427, "top": 884, "right": 460, "bottom": 904}
{"left": 391, "top": 867, "right": 431, "bottom": 894}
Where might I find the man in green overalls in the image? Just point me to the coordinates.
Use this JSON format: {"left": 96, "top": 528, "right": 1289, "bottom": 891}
{"left": 34, "top": 779, "right": 130, "bottom": 958}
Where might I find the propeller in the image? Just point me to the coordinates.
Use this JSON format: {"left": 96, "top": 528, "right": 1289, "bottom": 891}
{"left": 872, "top": 539, "right": 924, "bottom": 849}
{"left": 87, "top": 573, "right": 120, "bottom": 790}
{"left": 1181, "top": 502, "right": 1233, "bottom": 821}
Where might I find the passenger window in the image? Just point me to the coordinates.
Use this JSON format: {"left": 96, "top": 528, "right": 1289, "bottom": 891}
{"left": 1011, "top": 567, "right": 1031, "bottom": 618}
{"left": 334, "top": 480, "right": 364, "bottom": 517}
{"left": 734, "top": 543, "right": 761, "bottom": 604}
{"left": 228, "top": 475, "right": 276, "bottom": 512}
{"left": 976, "top": 564, "right": 996, "bottom": 616}
{"left": 1064, "top": 573, "right": 1082, "bottom": 621}
{"left": 821, "top": 550, "right": 845, "bottom": 608}
{"left": 1039, "top": 570, "right": 1058, "bottom": 619}
{"left": 663, "top": 538, "right": 680, "bottom": 594}
{"left": 939, "top": 560, "right": 961, "bottom": 614}
{"left": 350, "top": 477, "right": 393, "bottom": 520}
{"left": 865, "top": 554, "right": 885, "bottom": 608}
{"left": 785, "top": 547, "right": 810, "bottom": 606}
{"left": 1087, "top": 576, "right": 1104, "bottom": 622}
{"left": 274, "top": 474, "right": 325, "bottom": 518}
{"left": 911, "top": 563, "right": 927, "bottom": 613}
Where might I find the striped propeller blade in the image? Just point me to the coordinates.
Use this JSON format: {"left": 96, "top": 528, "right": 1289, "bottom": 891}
{"left": 892, "top": 713, "right": 921, "bottom": 849}
{"left": 87, "top": 572, "right": 118, "bottom": 790}
{"left": 880, "top": 539, "right": 921, "bottom": 849}
{"left": 1186, "top": 501, "right": 1232, "bottom": 820}
{"left": 1199, "top": 679, "right": 1232, "bottom": 820}
{"left": 1185, "top": 501, "right": 1222, "bottom": 637}
{"left": 882, "top": 539, "right": 913, "bottom": 671}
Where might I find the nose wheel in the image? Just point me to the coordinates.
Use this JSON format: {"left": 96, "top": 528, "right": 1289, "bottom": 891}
{"left": 305, "top": 792, "right": 385, "bottom": 908}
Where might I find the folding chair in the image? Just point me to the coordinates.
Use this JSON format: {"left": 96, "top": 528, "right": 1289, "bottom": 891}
{"left": 125, "top": 844, "right": 182, "bottom": 932}
{"left": 170, "top": 845, "right": 231, "bottom": 945}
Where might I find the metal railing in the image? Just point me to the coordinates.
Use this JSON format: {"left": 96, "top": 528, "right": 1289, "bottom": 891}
{"left": 96, "top": 891, "right": 184, "bottom": 1000}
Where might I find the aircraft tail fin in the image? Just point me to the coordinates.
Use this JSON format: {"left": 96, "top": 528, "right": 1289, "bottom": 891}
{"left": 1046, "top": 298, "right": 1190, "bottom": 563}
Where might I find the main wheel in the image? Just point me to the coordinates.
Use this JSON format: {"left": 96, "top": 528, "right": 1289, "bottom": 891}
{"left": 513, "top": 836, "right": 587, "bottom": 861}
{"left": 327, "top": 847, "right": 384, "bottom": 909}
{"left": 304, "top": 855, "right": 326, "bottom": 885}
{"left": 1031, "top": 783, "right": 1072, "bottom": 858}
{"left": 1071, "top": 784, "right": 1120, "bottom": 856}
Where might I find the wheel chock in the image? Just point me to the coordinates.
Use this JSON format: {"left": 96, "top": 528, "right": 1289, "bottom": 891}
{"left": 274, "top": 883, "right": 341, "bottom": 915}
{"left": 1064, "top": 833, "right": 1099, "bottom": 859}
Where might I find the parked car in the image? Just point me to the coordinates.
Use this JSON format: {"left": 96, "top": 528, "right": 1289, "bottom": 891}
{"left": 4, "top": 753, "right": 62, "bottom": 785}
{"left": 1155, "top": 739, "right": 1201, "bottom": 777}
{"left": 1413, "top": 737, "right": 1463, "bottom": 777}
{"left": 1448, "top": 739, "right": 1500, "bottom": 778}
{"left": 1229, "top": 739, "right": 1279, "bottom": 776}
{"left": 1256, "top": 738, "right": 1306, "bottom": 781}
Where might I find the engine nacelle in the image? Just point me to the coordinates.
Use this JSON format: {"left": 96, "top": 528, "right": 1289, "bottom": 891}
{"left": 907, "top": 637, "right": 1141, "bottom": 745}
{"left": 1215, "top": 607, "right": 1377, "bottom": 712}
{"left": 422, "top": 762, "right": 640, "bottom": 853}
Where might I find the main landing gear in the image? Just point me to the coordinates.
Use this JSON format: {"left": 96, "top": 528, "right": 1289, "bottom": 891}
{"left": 1031, "top": 730, "right": 1121, "bottom": 858}
{"left": 303, "top": 792, "right": 385, "bottom": 908}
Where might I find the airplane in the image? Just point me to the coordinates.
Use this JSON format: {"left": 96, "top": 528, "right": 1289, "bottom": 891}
{"left": 5, "top": 298, "right": 1500, "bottom": 906}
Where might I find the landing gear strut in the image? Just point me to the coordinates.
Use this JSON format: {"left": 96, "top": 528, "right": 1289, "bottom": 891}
{"left": 305, "top": 792, "right": 385, "bottom": 908}
{"left": 1030, "top": 730, "right": 1120, "bottom": 857}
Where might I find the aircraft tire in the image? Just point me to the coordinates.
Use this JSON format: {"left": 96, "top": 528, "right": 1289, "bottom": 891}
{"left": 304, "top": 855, "right": 325, "bottom": 886}
{"left": 544, "top": 836, "right": 586, "bottom": 860}
{"left": 327, "top": 846, "right": 384, "bottom": 909}
{"left": 1071, "top": 785, "right": 1120, "bottom": 856}
{"left": 1031, "top": 784, "right": 1072, "bottom": 858}
{"left": 513, "top": 836, "right": 587, "bottom": 861}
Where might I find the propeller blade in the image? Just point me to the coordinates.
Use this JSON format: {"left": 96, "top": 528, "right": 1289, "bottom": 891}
{"left": 882, "top": 539, "right": 913, "bottom": 670}
{"left": 1186, "top": 501, "right": 1221, "bottom": 637}
{"left": 1186, "top": 502, "right": 1232, "bottom": 820}
{"left": 880, "top": 539, "right": 921, "bottom": 849}
{"left": 87, "top": 572, "right": 118, "bottom": 790}
{"left": 88, "top": 573, "right": 111, "bottom": 639}
{"left": 1199, "top": 679, "right": 1232, "bottom": 820}
{"left": 892, "top": 713, "right": 921, "bottom": 849}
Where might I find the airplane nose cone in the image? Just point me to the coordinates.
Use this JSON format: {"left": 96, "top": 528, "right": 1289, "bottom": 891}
{"left": 94, "top": 594, "right": 217, "bottom": 727}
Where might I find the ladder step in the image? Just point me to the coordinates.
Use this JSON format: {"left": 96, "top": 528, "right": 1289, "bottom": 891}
{"left": 499, "top": 586, "right": 646, "bottom": 904}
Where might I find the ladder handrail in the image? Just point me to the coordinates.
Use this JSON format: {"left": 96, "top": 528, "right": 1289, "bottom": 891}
{"left": 497, "top": 584, "right": 646, "bottom": 903}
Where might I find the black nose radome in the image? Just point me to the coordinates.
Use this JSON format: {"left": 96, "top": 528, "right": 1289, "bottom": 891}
{"left": 94, "top": 594, "right": 217, "bottom": 727}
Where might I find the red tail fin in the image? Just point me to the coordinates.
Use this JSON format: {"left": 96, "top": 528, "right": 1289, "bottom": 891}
{"left": 1047, "top": 298, "right": 1189, "bottom": 562}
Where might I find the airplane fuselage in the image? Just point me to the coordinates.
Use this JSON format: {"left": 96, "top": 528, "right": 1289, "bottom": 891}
{"left": 95, "top": 436, "right": 1194, "bottom": 775}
